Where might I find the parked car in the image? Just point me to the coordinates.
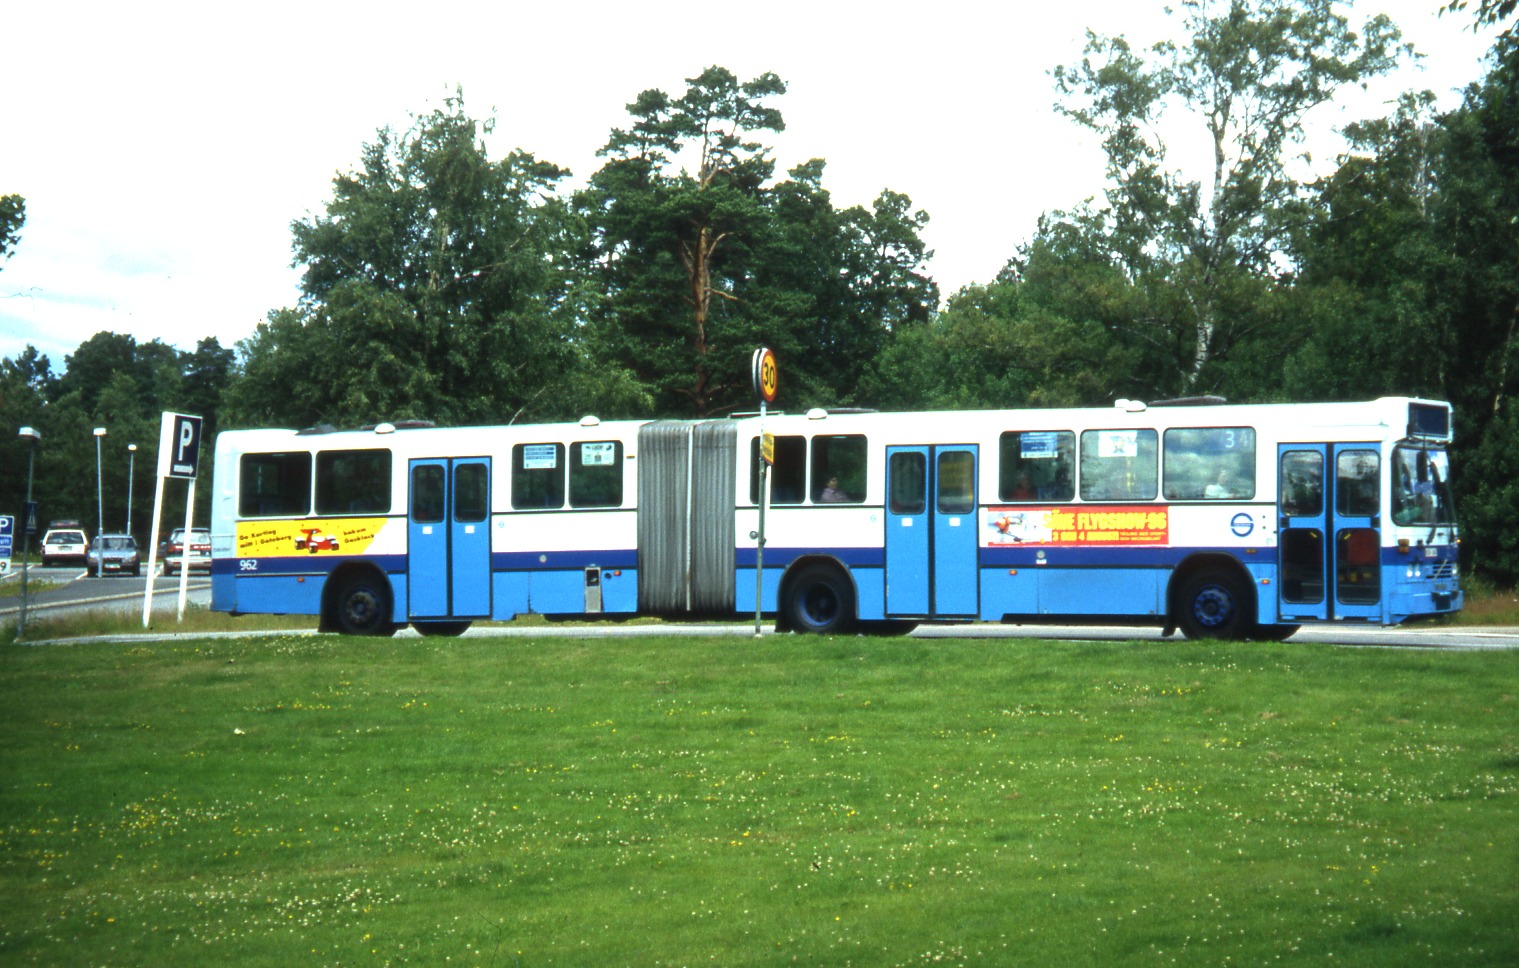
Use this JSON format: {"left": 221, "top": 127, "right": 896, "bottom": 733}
{"left": 87, "top": 534, "right": 141, "bottom": 576}
{"left": 41, "top": 525, "right": 89, "bottom": 567}
{"left": 163, "top": 528, "right": 212, "bottom": 575}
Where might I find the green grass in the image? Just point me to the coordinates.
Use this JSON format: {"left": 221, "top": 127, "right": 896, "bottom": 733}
{"left": 1, "top": 634, "right": 1515, "bottom": 966}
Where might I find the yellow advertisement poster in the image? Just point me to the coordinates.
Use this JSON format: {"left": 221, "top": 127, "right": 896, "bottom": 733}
{"left": 236, "top": 518, "right": 387, "bottom": 558}
{"left": 986, "top": 506, "right": 1169, "bottom": 546}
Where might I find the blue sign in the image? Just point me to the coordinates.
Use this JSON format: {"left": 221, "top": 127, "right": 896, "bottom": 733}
{"left": 0, "top": 515, "right": 12, "bottom": 573}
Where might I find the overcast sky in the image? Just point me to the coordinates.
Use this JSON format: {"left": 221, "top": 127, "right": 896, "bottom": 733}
{"left": 1, "top": 1, "right": 1499, "bottom": 368}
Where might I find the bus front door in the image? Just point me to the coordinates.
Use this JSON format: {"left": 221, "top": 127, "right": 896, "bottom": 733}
{"left": 885, "top": 445, "right": 979, "bottom": 619}
{"left": 1277, "top": 444, "right": 1383, "bottom": 623}
{"left": 408, "top": 457, "right": 492, "bottom": 621}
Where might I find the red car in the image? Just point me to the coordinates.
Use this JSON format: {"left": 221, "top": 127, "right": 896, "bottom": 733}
{"left": 163, "top": 528, "right": 211, "bottom": 575}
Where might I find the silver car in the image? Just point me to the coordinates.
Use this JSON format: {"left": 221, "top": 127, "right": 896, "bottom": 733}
{"left": 88, "top": 534, "right": 142, "bottom": 576}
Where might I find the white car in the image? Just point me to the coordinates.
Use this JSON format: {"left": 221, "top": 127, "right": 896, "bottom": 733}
{"left": 41, "top": 527, "right": 89, "bottom": 567}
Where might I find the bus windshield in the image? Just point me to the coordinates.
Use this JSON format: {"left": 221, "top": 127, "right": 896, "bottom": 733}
{"left": 1392, "top": 444, "right": 1456, "bottom": 526}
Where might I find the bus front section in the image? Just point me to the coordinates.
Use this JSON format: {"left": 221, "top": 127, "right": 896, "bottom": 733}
{"left": 1387, "top": 434, "right": 1461, "bottom": 622}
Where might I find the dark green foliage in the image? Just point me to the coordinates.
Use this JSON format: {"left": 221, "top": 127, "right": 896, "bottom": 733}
{"left": 578, "top": 68, "right": 936, "bottom": 416}
{"left": 0, "top": 334, "right": 234, "bottom": 544}
{"left": 0, "top": 194, "right": 23, "bottom": 269}
{"left": 230, "top": 93, "right": 590, "bottom": 429}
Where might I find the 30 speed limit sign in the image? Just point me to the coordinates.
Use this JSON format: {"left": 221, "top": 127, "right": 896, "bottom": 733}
{"left": 751, "top": 347, "right": 778, "bottom": 404}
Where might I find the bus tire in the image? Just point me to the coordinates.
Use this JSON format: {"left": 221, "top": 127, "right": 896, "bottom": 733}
{"left": 333, "top": 574, "right": 395, "bottom": 637}
{"left": 1176, "top": 571, "right": 1250, "bottom": 640}
{"left": 783, "top": 564, "right": 855, "bottom": 635}
{"left": 414, "top": 621, "right": 471, "bottom": 637}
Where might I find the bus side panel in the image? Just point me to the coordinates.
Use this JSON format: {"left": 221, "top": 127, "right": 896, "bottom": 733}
{"left": 223, "top": 575, "right": 325, "bottom": 617}
{"left": 211, "top": 569, "right": 236, "bottom": 612}
{"left": 979, "top": 568, "right": 1038, "bottom": 620}
{"left": 493, "top": 572, "right": 530, "bottom": 619}
{"left": 734, "top": 566, "right": 782, "bottom": 616}
{"left": 494, "top": 511, "right": 639, "bottom": 616}
{"left": 852, "top": 567, "right": 886, "bottom": 621}
{"left": 1042, "top": 568, "right": 1164, "bottom": 617}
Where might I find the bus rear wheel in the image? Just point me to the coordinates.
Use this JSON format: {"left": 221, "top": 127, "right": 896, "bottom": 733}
{"left": 1176, "top": 571, "right": 1250, "bottom": 640}
{"left": 332, "top": 575, "right": 395, "bottom": 637}
{"left": 783, "top": 565, "right": 855, "bottom": 635}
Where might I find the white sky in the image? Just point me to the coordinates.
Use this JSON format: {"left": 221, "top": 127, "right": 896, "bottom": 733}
{"left": 0, "top": 0, "right": 1499, "bottom": 368}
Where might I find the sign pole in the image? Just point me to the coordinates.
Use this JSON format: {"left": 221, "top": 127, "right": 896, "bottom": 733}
{"left": 755, "top": 402, "right": 767, "bottom": 638}
{"left": 142, "top": 411, "right": 204, "bottom": 627}
{"left": 18, "top": 426, "right": 40, "bottom": 639}
{"left": 142, "top": 473, "right": 166, "bottom": 629}
{"left": 177, "top": 478, "right": 195, "bottom": 621}
{"left": 750, "top": 348, "right": 779, "bottom": 638}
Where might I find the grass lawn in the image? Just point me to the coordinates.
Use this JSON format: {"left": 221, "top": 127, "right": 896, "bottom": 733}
{"left": 0, "top": 632, "right": 1516, "bottom": 966}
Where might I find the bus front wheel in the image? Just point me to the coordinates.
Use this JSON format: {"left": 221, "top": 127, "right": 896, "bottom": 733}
{"left": 1175, "top": 571, "right": 1250, "bottom": 640}
{"left": 783, "top": 565, "right": 855, "bottom": 635}
{"left": 333, "top": 575, "right": 395, "bottom": 637}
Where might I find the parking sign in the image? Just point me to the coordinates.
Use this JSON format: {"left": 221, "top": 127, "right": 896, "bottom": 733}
{"left": 156, "top": 412, "right": 204, "bottom": 480}
{"left": 0, "top": 514, "right": 13, "bottom": 575}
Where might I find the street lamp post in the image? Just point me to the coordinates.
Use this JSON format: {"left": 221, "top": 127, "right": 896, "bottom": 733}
{"left": 94, "top": 427, "right": 107, "bottom": 577}
{"left": 127, "top": 443, "right": 137, "bottom": 537}
{"left": 18, "top": 426, "right": 40, "bottom": 639}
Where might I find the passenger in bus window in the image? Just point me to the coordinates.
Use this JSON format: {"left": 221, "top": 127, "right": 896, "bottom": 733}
{"left": 819, "top": 477, "right": 848, "bottom": 503}
{"left": 1205, "top": 469, "right": 1233, "bottom": 499}
{"left": 1010, "top": 471, "right": 1035, "bottom": 501}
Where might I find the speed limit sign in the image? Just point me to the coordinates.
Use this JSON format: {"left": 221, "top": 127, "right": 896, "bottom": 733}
{"left": 751, "top": 347, "right": 778, "bottom": 404}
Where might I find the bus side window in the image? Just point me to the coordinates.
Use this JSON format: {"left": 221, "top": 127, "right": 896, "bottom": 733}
{"left": 240, "top": 452, "right": 312, "bottom": 517}
{"left": 315, "top": 449, "right": 392, "bottom": 514}
{"left": 412, "top": 465, "right": 445, "bottom": 523}
{"left": 889, "top": 452, "right": 927, "bottom": 514}
{"left": 1337, "top": 450, "right": 1380, "bottom": 518}
{"left": 810, "top": 434, "right": 866, "bottom": 503}
{"left": 1079, "top": 429, "right": 1158, "bottom": 502}
{"left": 570, "top": 440, "right": 623, "bottom": 508}
{"left": 1280, "top": 450, "right": 1324, "bottom": 517}
{"left": 513, "top": 443, "right": 565, "bottom": 509}
{"left": 1162, "top": 428, "right": 1256, "bottom": 501}
{"left": 999, "top": 430, "right": 1074, "bottom": 502}
{"left": 752, "top": 435, "right": 805, "bottom": 505}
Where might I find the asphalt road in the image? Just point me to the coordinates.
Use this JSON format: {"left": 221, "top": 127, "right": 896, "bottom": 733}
{"left": 0, "top": 565, "right": 211, "bottom": 620}
{"left": 3, "top": 565, "right": 1513, "bottom": 650}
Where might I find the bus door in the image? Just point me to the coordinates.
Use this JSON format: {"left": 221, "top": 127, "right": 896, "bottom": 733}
{"left": 885, "top": 445, "right": 979, "bottom": 619}
{"left": 1276, "top": 444, "right": 1383, "bottom": 622}
{"left": 408, "top": 457, "right": 492, "bottom": 620}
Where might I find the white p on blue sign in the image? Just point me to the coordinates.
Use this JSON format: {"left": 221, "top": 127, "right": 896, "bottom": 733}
{"left": 0, "top": 515, "right": 13, "bottom": 574}
{"left": 157, "top": 412, "right": 204, "bottom": 480}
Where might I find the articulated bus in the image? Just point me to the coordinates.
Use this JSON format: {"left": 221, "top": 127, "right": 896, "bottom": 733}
{"left": 209, "top": 397, "right": 1461, "bottom": 639}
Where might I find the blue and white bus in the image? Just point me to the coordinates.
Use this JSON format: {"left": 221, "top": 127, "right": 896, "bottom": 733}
{"left": 209, "top": 396, "right": 1461, "bottom": 639}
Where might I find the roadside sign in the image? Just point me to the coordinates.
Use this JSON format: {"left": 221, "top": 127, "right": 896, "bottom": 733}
{"left": 0, "top": 515, "right": 12, "bottom": 575}
{"left": 761, "top": 432, "right": 775, "bottom": 466}
{"left": 156, "top": 412, "right": 204, "bottom": 479}
{"left": 751, "top": 347, "right": 778, "bottom": 404}
{"left": 23, "top": 501, "right": 38, "bottom": 535}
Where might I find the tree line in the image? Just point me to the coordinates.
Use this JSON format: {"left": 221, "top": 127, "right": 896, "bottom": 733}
{"left": 3, "top": 1, "right": 1517, "bottom": 582}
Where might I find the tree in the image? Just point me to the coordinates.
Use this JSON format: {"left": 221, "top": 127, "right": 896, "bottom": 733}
{"left": 1049, "top": 0, "right": 1409, "bottom": 395}
{"left": 1286, "top": 92, "right": 1451, "bottom": 402}
{"left": 581, "top": 68, "right": 939, "bottom": 415}
{"left": 584, "top": 66, "right": 788, "bottom": 415}
{"left": 0, "top": 194, "right": 23, "bottom": 269}
{"left": 1445, "top": 0, "right": 1519, "bottom": 42}
{"left": 0, "top": 345, "right": 52, "bottom": 525}
{"left": 232, "top": 93, "right": 586, "bottom": 429}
